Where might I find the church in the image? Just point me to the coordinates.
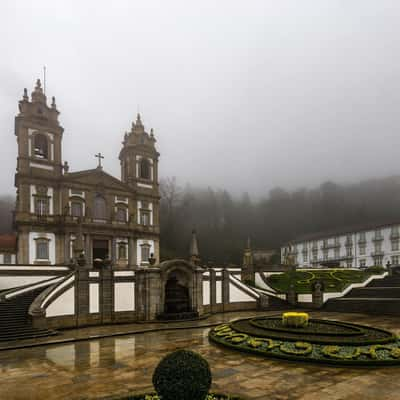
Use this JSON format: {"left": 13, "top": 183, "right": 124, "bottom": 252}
{"left": 12, "top": 79, "right": 160, "bottom": 267}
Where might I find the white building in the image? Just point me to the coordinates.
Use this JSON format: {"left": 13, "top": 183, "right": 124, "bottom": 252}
{"left": 281, "top": 222, "right": 400, "bottom": 268}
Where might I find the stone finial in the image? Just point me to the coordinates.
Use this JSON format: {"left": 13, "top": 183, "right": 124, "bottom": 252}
{"left": 189, "top": 229, "right": 201, "bottom": 265}
{"left": 63, "top": 161, "right": 69, "bottom": 173}
{"left": 246, "top": 236, "right": 251, "bottom": 250}
{"left": 150, "top": 128, "right": 154, "bottom": 137}
{"left": 136, "top": 113, "right": 143, "bottom": 127}
{"left": 35, "top": 79, "right": 42, "bottom": 91}
{"left": 31, "top": 78, "right": 46, "bottom": 104}
{"left": 51, "top": 96, "right": 57, "bottom": 109}
{"left": 23, "top": 88, "right": 28, "bottom": 101}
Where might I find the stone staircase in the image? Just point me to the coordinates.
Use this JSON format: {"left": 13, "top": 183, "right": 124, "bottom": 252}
{"left": 0, "top": 288, "right": 56, "bottom": 342}
{"left": 324, "top": 274, "right": 400, "bottom": 315}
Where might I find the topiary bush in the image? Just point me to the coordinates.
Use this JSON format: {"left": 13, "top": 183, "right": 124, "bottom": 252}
{"left": 152, "top": 350, "right": 212, "bottom": 400}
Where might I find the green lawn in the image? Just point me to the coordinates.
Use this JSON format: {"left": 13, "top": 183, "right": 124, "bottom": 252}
{"left": 266, "top": 268, "right": 384, "bottom": 294}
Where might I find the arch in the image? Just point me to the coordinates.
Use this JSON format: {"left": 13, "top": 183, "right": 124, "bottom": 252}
{"left": 93, "top": 195, "right": 107, "bottom": 220}
{"left": 33, "top": 133, "right": 48, "bottom": 159}
{"left": 139, "top": 158, "right": 151, "bottom": 180}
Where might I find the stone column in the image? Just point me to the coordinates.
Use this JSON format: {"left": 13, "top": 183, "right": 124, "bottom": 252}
{"left": 64, "top": 233, "right": 70, "bottom": 264}
{"left": 100, "top": 267, "right": 114, "bottom": 324}
{"left": 193, "top": 268, "right": 204, "bottom": 316}
{"left": 76, "top": 268, "right": 90, "bottom": 326}
{"left": 287, "top": 284, "right": 297, "bottom": 306}
{"left": 135, "top": 267, "right": 161, "bottom": 321}
{"left": 222, "top": 269, "right": 230, "bottom": 311}
{"left": 209, "top": 269, "right": 217, "bottom": 313}
{"left": 311, "top": 282, "right": 324, "bottom": 308}
{"left": 111, "top": 238, "right": 116, "bottom": 265}
{"left": 85, "top": 234, "right": 92, "bottom": 266}
{"left": 128, "top": 238, "right": 136, "bottom": 268}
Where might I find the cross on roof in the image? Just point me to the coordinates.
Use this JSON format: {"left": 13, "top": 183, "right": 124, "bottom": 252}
{"left": 95, "top": 152, "right": 104, "bottom": 168}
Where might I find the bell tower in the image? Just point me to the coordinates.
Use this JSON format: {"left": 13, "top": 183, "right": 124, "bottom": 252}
{"left": 15, "top": 79, "right": 64, "bottom": 178}
{"left": 119, "top": 113, "right": 159, "bottom": 189}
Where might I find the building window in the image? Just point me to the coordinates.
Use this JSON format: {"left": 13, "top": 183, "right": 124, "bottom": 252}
{"left": 359, "top": 245, "right": 366, "bottom": 255}
{"left": 334, "top": 237, "right": 340, "bottom": 246}
{"left": 94, "top": 195, "right": 107, "bottom": 220}
{"left": 35, "top": 197, "right": 49, "bottom": 216}
{"left": 359, "top": 232, "right": 366, "bottom": 242}
{"left": 374, "top": 256, "right": 383, "bottom": 266}
{"left": 140, "top": 244, "right": 150, "bottom": 263}
{"left": 139, "top": 158, "right": 151, "bottom": 180}
{"left": 374, "top": 242, "right": 382, "bottom": 253}
{"left": 374, "top": 229, "right": 382, "bottom": 239}
{"left": 33, "top": 134, "right": 48, "bottom": 159}
{"left": 392, "top": 240, "right": 399, "bottom": 251}
{"left": 71, "top": 201, "right": 83, "bottom": 217}
{"left": 118, "top": 243, "right": 127, "bottom": 260}
{"left": 3, "top": 253, "right": 11, "bottom": 264}
{"left": 36, "top": 239, "right": 49, "bottom": 260}
{"left": 323, "top": 239, "right": 328, "bottom": 248}
{"left": 303, "top": 252, "right": 308, "bottom": 262}
{"left": 334, "top": 248, "right": 340, "bottom": 259}
{"left": 115, "top": 207, "right": 127, "bottom": 222}
{"left": 346, "top": 247, "right": 352, "bottom": 257}
{"left": 360, "top": 259, "right": 366, "bottom": 268}
{"left": 346, "top": 261, "right": 352, "bottom": 268}
{"left": 323, "top": 249, "right": 328, "bottom": 260}
{"left": 392, "top": 255, "right": 399, "bottom": 265}
{"left": 346, "top": 235, "right": 352, "bottom": 245}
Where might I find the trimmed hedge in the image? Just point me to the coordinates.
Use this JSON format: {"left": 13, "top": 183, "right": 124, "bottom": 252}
{"left": 266, "top": 269, "right": 378, "bottom": 294}
{"left": 152, "top": 350, "right": 211, "bottom": 400}
{"left": 113, "top": 394, "right": 243, "bottom": 400}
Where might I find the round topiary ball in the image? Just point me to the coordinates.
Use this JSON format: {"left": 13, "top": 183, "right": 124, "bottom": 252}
{"left": 152, "top": 349, "right": 212, "bottom": 400}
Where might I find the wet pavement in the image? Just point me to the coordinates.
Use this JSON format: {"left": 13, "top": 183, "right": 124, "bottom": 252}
{"left": 1, "top": 311, "right": 400, "bottom": 400}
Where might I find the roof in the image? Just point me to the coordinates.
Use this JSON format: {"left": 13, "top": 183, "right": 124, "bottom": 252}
{"left": 0, "top": 234, "right": 17, "bottom": 251}
{"left": 289, "top": 218, "right": 400, "bottom": 245}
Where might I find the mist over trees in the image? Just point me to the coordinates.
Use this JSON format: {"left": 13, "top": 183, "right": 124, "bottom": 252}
{"left": 160, "top": 176, "right": 400, "bottom": 264}
{"left": 1, "top": 175, "right": 400, "bottom": 265}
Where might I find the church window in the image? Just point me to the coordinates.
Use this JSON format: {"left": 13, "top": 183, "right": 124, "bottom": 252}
{"left": 140, "top": 243, "right": 150, "bottom": 263}
{"left": 116, "top": 207, "right": 127, "bottom": 222}
{"left": 140, "top": 209, "right": 151, "bottom": 226}
{"left": 35, "top": 197, "right": 49, "bottom": 216}
{"left": 118, "top": 243, "right": 127, "bottom": 260}
{"left": 139, "top": 158, "right": 151, "bottom": 180}
{"left": 71, "top": 201, "right": 83, "bottom": 217}
{"left": 94, "top": 195, "right": 107, "bottom": 220}
{"left": 36, "top": 239, "right": 49, "bottom": 260}
{"left": 33, "top": 134, "right": 48, "bottom": 159}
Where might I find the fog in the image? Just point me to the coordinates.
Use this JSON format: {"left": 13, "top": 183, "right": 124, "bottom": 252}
{"left": 1, "top": 1, "right": 400, "bottom": 197}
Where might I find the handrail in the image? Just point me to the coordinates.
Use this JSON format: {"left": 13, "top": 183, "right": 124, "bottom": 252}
{"left": 29, "top": 272, "right": 75, "bottom": 318}
{"left": 229, "top": 274, "right": 260, "bottom": 299}
{"left": 0, "top": 276, "right": 65, "bottom": 301}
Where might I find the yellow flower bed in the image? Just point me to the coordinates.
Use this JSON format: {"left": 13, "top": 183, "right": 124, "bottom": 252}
{"left": 282, "top": 312, "right": 309, "bottom": 328}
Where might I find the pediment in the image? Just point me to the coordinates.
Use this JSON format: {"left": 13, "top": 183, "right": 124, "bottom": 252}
{"left": 64, "top": 168, "right": 131, "bottom": 192}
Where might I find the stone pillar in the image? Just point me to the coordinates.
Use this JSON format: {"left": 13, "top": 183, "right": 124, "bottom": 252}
{"left": 193, "top": 269, "right": 204, "bottom": 316}
{"left": 85, "top": 234, "right": 92, "bottom": 266}
{"left": 111, "top": 238, "right": 116, "bottom": 265}
{"left": 128, "top": 238, "right": 136, "bottom": 268}
{"left": 76, "top": 268, "right": 90, "bottom": 326}
{"left": 257, "top": 294, "right": 269, "bottom": 310}
{"left": 135, "top": 267, "right": 161, "bottom": 321}
{"left": 64, "top": 233, "right": 70, "bottom": 264}
{"left": 312, "top": 281, "right": 324, "bottom": 308}
{"left": 100, "top": 267, "right": 114, "bottom": 324}
{"left": 209, "top": 269, "right": 217, "bottom": 313}
{"left": 222, "top": 269, "right": 230, "bottom": 311}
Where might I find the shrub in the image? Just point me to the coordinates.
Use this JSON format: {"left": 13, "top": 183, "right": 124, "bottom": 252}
{"left": 365, "top": 266, "right": 385, "bottom": 274}
{"left": 152, "top": 350, "right": 212, "bottom": 400}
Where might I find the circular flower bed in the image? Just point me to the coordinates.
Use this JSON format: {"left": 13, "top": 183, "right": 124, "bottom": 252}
{"left": 209, "top": 316, "right": 400, "bottom": 366}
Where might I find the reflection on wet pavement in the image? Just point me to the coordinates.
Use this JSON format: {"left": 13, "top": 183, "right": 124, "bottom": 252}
{"left": 1, "top": 311, "right": 400, "bottom": 400}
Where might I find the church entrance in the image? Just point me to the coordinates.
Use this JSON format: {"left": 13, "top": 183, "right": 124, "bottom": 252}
{"left": 92, "top": 239, "right": 109, "bottom": 261}
{"left": 164, "top": 276, "right": 190, "bottom": 314}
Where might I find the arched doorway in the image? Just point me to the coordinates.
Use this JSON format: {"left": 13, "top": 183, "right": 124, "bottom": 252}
{"left": 164, "top": 271, "right": 190, "bottom": 314}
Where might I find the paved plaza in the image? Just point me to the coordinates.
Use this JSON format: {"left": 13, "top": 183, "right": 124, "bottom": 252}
{"left": 0, "top": 311, "right": 400, "bottom": 400}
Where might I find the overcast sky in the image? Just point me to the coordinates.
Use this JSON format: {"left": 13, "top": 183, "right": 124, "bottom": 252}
{"left": 1, "top": 1, "right": 399, "bottom": 197}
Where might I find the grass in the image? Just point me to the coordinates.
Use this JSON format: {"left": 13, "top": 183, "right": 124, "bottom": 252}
{"left": 266, "top": 268, "right": 382, "bottom": 294}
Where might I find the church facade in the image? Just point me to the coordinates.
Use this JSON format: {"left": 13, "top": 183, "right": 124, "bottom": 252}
{"left": 13, "top": 79, "right": 160, "bottom": 267}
